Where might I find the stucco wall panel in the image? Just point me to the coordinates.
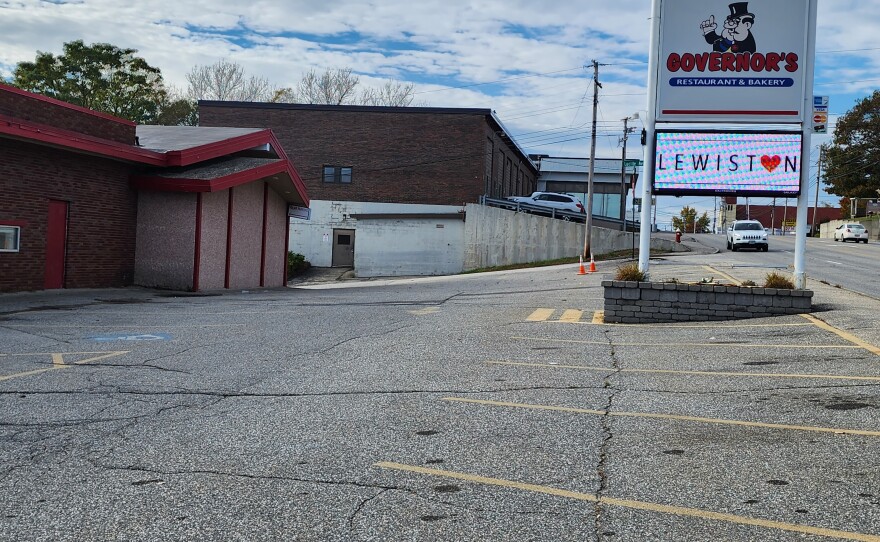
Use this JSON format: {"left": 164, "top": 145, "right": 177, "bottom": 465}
{"left": 264, "top": 187, "right": 288, "bottom": 287}
{"left": 134, "top": 192, "right": 196, "bottom": 290}
{"left": 198, "top": 191, "right": 229, "bottom": 290}
{"left": 229, "top": 183, "right": 264, "bottom": 289}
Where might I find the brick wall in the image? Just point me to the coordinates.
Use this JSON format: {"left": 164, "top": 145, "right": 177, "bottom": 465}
{"left": 602, "top": 280, "right": 813, "bottom": 323}
{"left": 0, "top": 84, "right": 135, "bottom": 144}
{"left": 200, "top": 104, "right": 536, "bottom": 205}
{"left": 0, "top": 139, "right": 137, "bottom": 292}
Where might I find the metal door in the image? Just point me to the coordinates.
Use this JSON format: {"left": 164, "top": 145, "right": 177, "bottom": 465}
{"left": 45, "top": 200, "right": 68, "bottom": 289}
{"left": 331, "top": 229, "right": 355, "bottom": 267}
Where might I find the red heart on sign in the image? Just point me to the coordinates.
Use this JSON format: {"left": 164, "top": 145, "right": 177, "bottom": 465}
{"left": 761, "top": 155, "right": 781, "bottom": 172}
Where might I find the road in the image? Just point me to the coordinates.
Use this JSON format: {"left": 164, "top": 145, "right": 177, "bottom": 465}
{"left": 692, "top": 233, "right": 880, "bottom": 299}
{"left": 2, "top": 255, "right": 880, "bottom": 541}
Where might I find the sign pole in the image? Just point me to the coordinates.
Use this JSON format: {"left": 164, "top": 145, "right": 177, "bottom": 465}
{"left": 638, "top": 0, "right": 661, "bottom": 276}
{"left": 793, "top": 0, "right": 818, "bottom": 289}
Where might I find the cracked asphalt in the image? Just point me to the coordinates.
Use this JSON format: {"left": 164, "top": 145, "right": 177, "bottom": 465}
{"left": 2, "top": 252, "right": 880, "bottom": 541}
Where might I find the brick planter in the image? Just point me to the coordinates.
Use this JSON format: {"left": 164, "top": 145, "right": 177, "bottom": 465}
{"left": 601, "top": 281, "right": 813, "bottom": 324}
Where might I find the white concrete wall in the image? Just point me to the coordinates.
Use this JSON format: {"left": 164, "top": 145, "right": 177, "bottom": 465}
{"left": 290, "top": 200, "right": 683, "bottom": 277}
{"left": 463, "top": 204, "right": 682, "bottom": 270}
{"left": 356, "top": 218, "right": 464, "bottom": 277}
{"left": 289, "top": 200, "right": 467, "bottom": 272}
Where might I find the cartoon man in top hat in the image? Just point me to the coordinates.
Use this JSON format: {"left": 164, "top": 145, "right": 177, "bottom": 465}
{"left": 700, "top": 2, "right": 757, "bottom": 53}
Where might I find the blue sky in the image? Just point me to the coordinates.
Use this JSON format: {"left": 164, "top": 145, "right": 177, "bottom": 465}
{"left": 1, "top": 0, "right": 878, "bottom": 227}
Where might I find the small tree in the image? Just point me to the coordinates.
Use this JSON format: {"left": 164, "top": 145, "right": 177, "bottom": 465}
{"left": 275, "top": 68, "right": 360, "bottom": 105}
{"left": 273, "top": 68, "right": 417, "bottom": 106}
{"left": 839, "top": 197, "right": 851, "bottom": 219}
{"left": 671, "top": 206, "right": 710, "bottom": 233}
{"left": 361, "top": 80, "right": 416, "bottom": 107}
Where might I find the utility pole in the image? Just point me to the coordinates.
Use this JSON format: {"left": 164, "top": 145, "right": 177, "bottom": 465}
{"left": 771, "top": 198, "right": 776, "bottom": 235}
{"left": 618, "top": 117, "right": 634, "bottom": 231}
{"left": 812, "top": 145, "right": 823, "bottom": 236}
{"left": 583, "top": 60, "right": 601, "bottom": 259}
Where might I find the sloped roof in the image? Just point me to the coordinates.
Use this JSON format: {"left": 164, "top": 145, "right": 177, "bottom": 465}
{"left": 0, "top": 85, "right": 309, "bottom": 206}
{"left": 136, "top": 125, "right": 265, "bottom": 153}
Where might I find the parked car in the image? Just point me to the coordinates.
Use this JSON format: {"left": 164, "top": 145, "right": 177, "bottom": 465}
{"left": 834, "top": 223, "right": 869, "bottom": 243}
{"left": 507, "top": 191, "right": 586, "bottom": 219}
{"left": 726, "top": 220, "right": 768, "bottom": 251}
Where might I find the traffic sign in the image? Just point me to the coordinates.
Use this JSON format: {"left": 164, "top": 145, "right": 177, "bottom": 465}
{"left": 624, "top": 159, "right": 644, "bottom": 168}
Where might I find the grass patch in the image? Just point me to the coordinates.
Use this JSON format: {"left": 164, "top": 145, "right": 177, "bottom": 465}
{"left": 460, "top": 249, "right": 671, "bottom": 275}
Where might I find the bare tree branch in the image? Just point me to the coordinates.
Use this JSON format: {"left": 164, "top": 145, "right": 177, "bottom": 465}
{"left": 360, "top": 80, "right": 415, "bottom": 107}
{"left": 185, "top": 58, "right": 275, "bottom": 102}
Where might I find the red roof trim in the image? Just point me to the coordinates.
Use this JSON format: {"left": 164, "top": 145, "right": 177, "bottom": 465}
{"left": 0, "top": 82, "right": 136, "bottom": 126}
{"left": 165, "top": 130, "right": 279, "bottom": 167}
{"left": 0, "top": 113, "right": 166, "bottom": 165}
{"left": 267, "top": 131, "right": 310, "bottom": 207}
{"left": 131, "top": 160, "right": 290, "bottom": 193}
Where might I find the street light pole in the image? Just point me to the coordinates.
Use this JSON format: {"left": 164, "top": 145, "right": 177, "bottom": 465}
{"left": 583, "top": 59, "right": 601, "bottom": 259}
{"left": 812, "top": 145, "right": 823, "bottom": 235}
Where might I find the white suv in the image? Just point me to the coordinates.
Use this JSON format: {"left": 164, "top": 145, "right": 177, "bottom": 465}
{"left": 727, "top": 220, "right": 768, "bottom": 252}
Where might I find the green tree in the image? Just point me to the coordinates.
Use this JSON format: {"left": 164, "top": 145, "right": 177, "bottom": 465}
{"left": 12, "top": 40, "right": 168, "bottom": 124}
{"left": 672, "top": 206, "right": 710, "bottom": 233}
{"left": 823, "top": 90, "right": 880, "bottom": 199}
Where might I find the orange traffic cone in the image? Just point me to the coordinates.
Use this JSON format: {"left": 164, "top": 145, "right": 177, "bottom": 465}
{"left": 588, "top": 254, "right": 597, "bottom": 273}
{"left": 577, "top": 256, "right": 587, "bottom": 275}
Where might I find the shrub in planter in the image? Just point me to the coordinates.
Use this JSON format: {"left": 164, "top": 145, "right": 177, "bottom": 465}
{"left": 615, "top": 262, "right": 646, "bottom": 282}
{"left": 287, "top": 251, "right": 311, "bottom": 277}
{"left": 763, "top": 271, "right": 794, "bottom": 289}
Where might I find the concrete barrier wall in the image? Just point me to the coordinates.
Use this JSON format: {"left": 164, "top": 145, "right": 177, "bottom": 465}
{"left": 820, "top": 219, "right": 880, "bottom": 240}
{"left": 463, "top": 204, "right": 683, "bottom": 271}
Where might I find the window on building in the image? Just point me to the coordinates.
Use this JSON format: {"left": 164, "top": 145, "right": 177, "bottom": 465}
{"left": 0, "top": 225, "right": 20, "bottom": 252}
{"left": 323, "top": 166, "right": 353, "bottom": 184}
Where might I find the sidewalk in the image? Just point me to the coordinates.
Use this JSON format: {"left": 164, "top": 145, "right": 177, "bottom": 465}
{"left": 653, "top": 231, "right": 719, "bottom": 256}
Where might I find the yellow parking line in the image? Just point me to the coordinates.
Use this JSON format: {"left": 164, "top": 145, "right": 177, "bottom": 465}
{"left": 0, "top": 351, "right": 128, "bottom": 382}
{"left": 486, "top": 360, "right": 880, "bottom": 382}
{"left": 442, "top": 397, "right": 880, "bottom": 437}
{"left": 593, "top": 324, "right": 813, "bottom": 329}
{"left": 376, "top": 462, "right": 880, "bottom": 542}
{"left": 526, "top": 309, "right": 555, "bottom": 322}
{"left": 591, "top": 311, "right": 605, "bottom": 324}
{"left": 801, "top": 314, "right": 880, "bottom": 357}
{"left": 558, "top": 310, "right": 583, "bottom": 323}
{"left": 512, "top": 336, "right": 860, "bottom": 349}
{"left": 702, "top": 265, "right": 742, "bottom": 285}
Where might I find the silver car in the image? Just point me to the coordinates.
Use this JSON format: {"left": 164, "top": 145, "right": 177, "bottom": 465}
{"left": 834, "top": 223, "right": 869, "bottom": 243}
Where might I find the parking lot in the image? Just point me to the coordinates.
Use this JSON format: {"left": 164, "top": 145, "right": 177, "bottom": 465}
{"left": 2, "top": 254, "right": 880, "bottom": 541}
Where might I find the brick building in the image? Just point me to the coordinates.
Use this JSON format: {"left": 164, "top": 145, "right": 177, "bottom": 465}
{"left": 0, "top": 84, "right": 308, "bottom": 293}
{"left": 198, "top": 102, "right": 538, "bottom": 272}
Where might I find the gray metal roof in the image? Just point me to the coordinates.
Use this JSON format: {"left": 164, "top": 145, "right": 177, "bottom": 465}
{"left": 136, "top": 125, "right": 265, "bottom": 153}
{"left": 145, "top": 157, "right": 280, "bottom": 180}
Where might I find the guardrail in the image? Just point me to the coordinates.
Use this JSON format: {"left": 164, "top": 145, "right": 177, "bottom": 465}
{"left": 479, "top": 195, "right": 586, "bottom": 222}
{"left": 480, "top": 195, "right": 639, "bottom": 230}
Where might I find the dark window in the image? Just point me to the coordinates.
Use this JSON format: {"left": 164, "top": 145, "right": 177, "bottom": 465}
{"left": 323, "top": 166, "right": 353, "bottom": 184}
{"left": 337, "top": 234, "right": 351, "bottom": 245}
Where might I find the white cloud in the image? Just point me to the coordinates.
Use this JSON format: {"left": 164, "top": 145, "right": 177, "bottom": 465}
{"left": 0, "top": 0, "right": 876, "bottom": 161}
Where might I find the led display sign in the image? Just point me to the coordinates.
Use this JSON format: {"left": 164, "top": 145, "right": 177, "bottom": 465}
{"left": 653, "top": 130, "right": 802, "bottom": 197}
